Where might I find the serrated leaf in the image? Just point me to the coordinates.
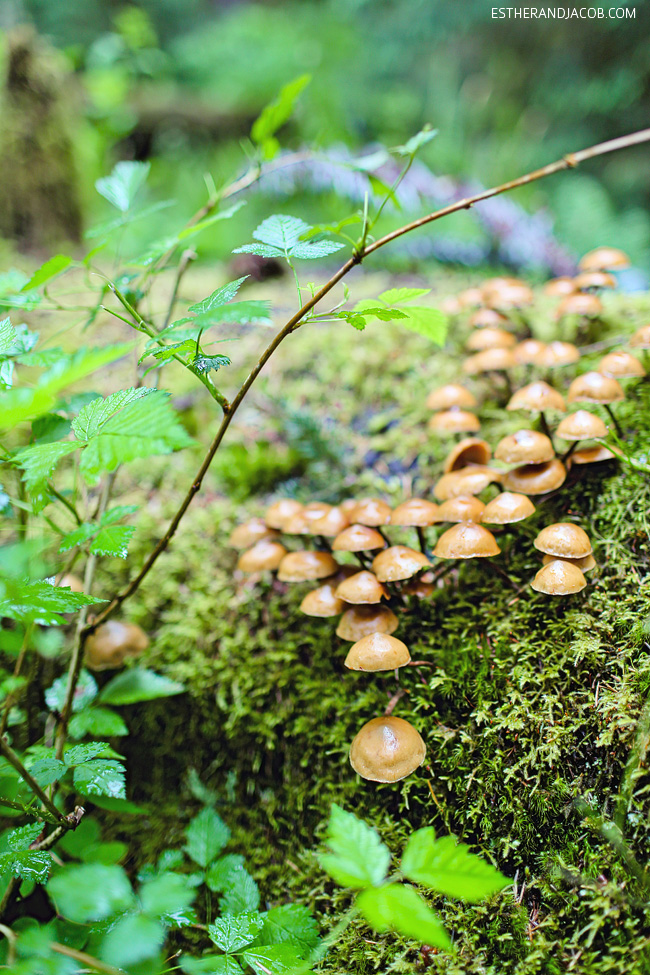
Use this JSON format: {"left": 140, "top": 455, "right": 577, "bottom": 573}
{"left": 188, "top": 278, "right": 248, "bottom": 315}
{"left": 98, "top": 668, "right": 185, "bottom": 705}
{"left": 349, "top": 305, "right": 408, "bottom": 322}
{"left": 7, "top": 822, "right": 42, "bottom": 851}
{"left": 0, "top": 849, "right": 51, "bottom": 884}
{"left": 14, "top": 441, "right": 79, "bottom": 491}
{"left": 181, "top": 955, "right": 243, "bottom": 975}
{"left": 208, "top": 912, "right": 264, "bottom": 952}
{"left": 191, "top": 354, "right": 231, "bottom": 376}
{"left": 64, "top": 742, "right": 108, "bottom": 766}
{"left": 140, "top": 872, "right": 195, "bottom": 918}
{"left": 205, "top": 854, "right": 246, "bottom": 892}
{"left": 59, "top": 522, "right": 98, "bottom": 553}
{"left": 21, "top": 255, "right": 72, "bottom": 293}
{"left": 90, "top": 524, "right": 135, "bottom": 559}
{"left": 252, "top": 74, "right": 311, "bottom": 155}
{"left": 0, "top": 317, "right": 17, "bottom": 356}
{"left": 255, "top": 904, "right": 320, "bottom": 953}
{"left": 189, "top": 300, "right": 272, "bottom": 327}
{"left": 0, "top": 581, "right": 104, "bottom": 626}
{"left": 185, "top": 807, "right": 230, "bottom": 868}
{"left": 232, "top": 242, "right": 285, "bottom": 259}
{"left": 101, "top": 505, "right": 138, "bottom": 526}
{"left": 379, "top": 288, "right": 431, "bottom": 305}
{"left": 73, "top": 759, "right": 126, "bottom": 799}
{"left": 71, "top": 387, "right": 150, "bottom": 441}
{"left": 96, "top": 161, "right": 150, "bottom": 212}
{"left": 398, "top": 306, "right": 447, "bottom": 345}
{"left": 356, "top": 883, "right": 451, "bottom": 950}
{"left": 47, "top": 863, "right": 134, "bottom": 922}
{"left": 68, "top": 707, "right": 128, "bottom": 739}
{"left": 242, "top": 944, "right": 306, "bottom": 975}
{"left": 401, "top": 830, "right": 508, "bottom": 902}
{"left": 144, "top": 340, "right": 196, "bottom": 365}
{"left": 27, "top": 757, "right": 67, "bottom": 787}
{"left": 219, "top": 871, "right": 260, "bottom": 915}
{"left": 252, "top": 215, "right": 310, "bottom": 253}
{"left": 319, "top": 804, "right": 390, "bottom": 889}
{"left": 339, "top": 312, "right": 366, "bottom": 331}
{"left": 395, "top": 126, "right": 438, "bottom": 157}
{"left": 45, "top": 670, "right": 98, "bottom": 713}
{"left": 288, "top": 239, "right": 345, "bottom": 260}
{"left": 98, "top": 912, "right": 164, "bottom": 967}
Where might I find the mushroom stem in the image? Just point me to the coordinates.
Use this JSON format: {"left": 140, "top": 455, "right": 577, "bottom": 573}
{"left": 316, "top": 535, "right": 332, "bottom": 552}
{"left": 491, "top": 561, "right": 518, "bottom": 590}
{"left": 561, "top": 440, "right": 580, "bottom": 464}
{"left": 538, "top": 411, "right": 553, "bottom": 443}
{"left": 603, "top": 404, "right": 624, "bottom": 439}
{"left": 384, "top": 687, "right": 406, "bottom": 717}
{"left": 416, "top": 526, "right": 427, "bottom": 555}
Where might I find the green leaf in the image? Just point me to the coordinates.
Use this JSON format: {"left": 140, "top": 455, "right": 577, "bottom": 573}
{"left": 14, "top": 441, "right": 79, "bottom": 491}
{"left": 401, "top": 830, "right": 508, "bottom": 902}
{"left": 140, "top": 872, "right": 195, "bottom": 917}
{"left": 242, "top": 944, "right": 306, "bottom": 975}
{"left": 28, "top": 757, "right": 67, "bottom": 787}
{"left": 7, "top": 822, "right": 42, "bottom": 851}
{"left": 289, "top": 239, "right": 345, "bottom": 260}
{"left": 255, "top": 904, "right": 320, "bottom": 953}
{"left": 191, "top": 354, "right": 231, "bottom": 376}
{"left": 185, "top": 807, "right": 231, "bottom": 868}
{"left": 72, "top": 387, "right": 150, "bottom": 441}
{"left": 99, "top": 669, "right": 185, "bottom": 706}
{"left": 219, "top": 870, "right": 260, "bottom": 915}
{"left": 232, "top": 242, "right": 286, "bottom": 259}
{"left": 181, "top": 956, "right": 243, "bottom": 975}
{"left": 205, "top": 854, "right": 246, "bottom": 892}
{"left": 208, "top": 912, "right": 264, "bottom": 952}
{"left": 73, "top": 760, "right": 126, "bottom": 799}
{"left": 68, "top": 707, "right": 128, "bottom": 739}
{"left": 378, "top": 288, "right": 431, "bottom": 304}
{"left": 398, "top": 306, "right": 447, "bottom": 345}
{"left": 98, "top": 912, "right": 164, "bottom": 967}
{"left": 146, "top": 340, "right": 197, "bottom": 365}
{"left": 101, "top": 504, "right": 138, "bottom": 526}
{"left": 0, "top": 317, "right": 17, "bottom": 356}
{"left": 21, "top": 255, "right": 72, "bottom": 293}
{"left": 249, "top": 214, "right": 310, "bottom": 254}
{"left": 45, "top": 670, "right": 98, "bottom": 712}
{"left": 0, "top": 581, "right": 103, "bottom": 627}
{"left": 47, "top": 863, "right": 134, "bottom": 922}
{"left": 96, "top": 161, "right": 150, "bottom": 212}
{"left": 394, "top": 125, "right": 438, "bottom": 157}
{"left": 188, "top": 278, "right": 248, "bottom": 314}
{"left": 89, "top": 524, "right": 135, "bottom": 559}
{"left": 319, "top": 804, "right": 390, "bottom": 889}
{"left": 356, "top": 883, "right": 451, "bottom": 950}
{"left": 58, "top": 522, "right": 97, "bottom": 553}
{"left": 0, "top": 850, "right": 51, "bottom": 884}
{"left": 347, "top": 306, "right": 408, "bottom": 322}
{"left": 252, "top": 74, "right": 311, "bottom": 157}
{"left": 64, "top": 742, "right": 108, "bottom": 765}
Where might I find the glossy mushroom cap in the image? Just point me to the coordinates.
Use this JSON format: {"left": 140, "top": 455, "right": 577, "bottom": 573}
{"left": 85, "top": 620, "right": 149, "bottom": 671}
{"left": 332, "top": 524, "right": 386, "bottom": 552}
{"left": 349, "top": 716, "right": 426, "bottom": 782}
{"left": 543, "top": 277, "right": 578, "bottom": 297}
{"left": 542, "top": 553, "right": 596, "bottom": 572}
{"left": 335, "top": 571, "right": 387, "bottom": 605}
{"left": 428, "top": 409, "right": 480, "bottom": 435}
{"left": 578, "top": 246, "right": 630, "bottom": 272}
{"left": 534, "top": 522, "right": 592, "bottom": 558}
{"left": 300, "top": 583, "right": 346, "bottom": 617}
{"left": 469, "top": 308, "right": 509, "bottom": 328}
{"left": 434, "top": 466, "right": 503, "bottom": 501}
{"left": 555, "top": 294, "right": 603, "bottom": 319}
{"left": 336, "top": 605, "right": 399, "bottom": 641}
{"left": 443, "top": 438, "right": 492, "bottom": 473}
{"left": 462, "top": 348, "right": 517, "bottom": 374}
{"left": 437, "top": 495, "right": 486, "bottom": 523}
{"left": 484, "top": 281, "right": 534, "bottom": 309}
{"left": 513, "top": 339, "right": 547, "bottom": 365}
{"left": 433, "top": 522, "right": 500, "bottom": 559}
{"left": 237, "top": 540, "right": 287, "bottom": 572}
{"left": 494, "top": 429, "right": 554, "bottom": 465}
{"left": 390, "top": 499, "right": 440, "bottom": 527}
{"left": 309, "top": 506, "right": 350, "bottom": 537}
{"left": 466, "top": 328, "right": 516, "bottom": 351}
{"left": 598, "top": 351, "right": 645, "bottom": 379}
{"left": 265, "top": 499, "right": 303, "bottom": 530}
{"left": 56, "top": 573, "right": 84, "bottom": 593}
{"left": 555, "top": 410, "right": 608, "bottom": 441}
{"left": 568, "top": 445, "right": 617, "bottom": 465}
{"left": 349, "top": 498, "right": 392, "bottom": 527}
{"left": 426, "top": 383, "right": 477, "bottom": 411}
{"left": 277, "top": 550, "right": 339, "bottom": 582}
{"left": 372, "top": 545, "right": 430, "bottom": 582}
{"left": 503, "top": 459, "right": 566, "bottom": 495}
{"left": 481, "top": 492, "right": 536, "bottom": 525}
{"left": 533, "top": 341, "right": 580, "bottom": 369}
{"left": 229, "top": 518, "right": 279, "bottom": 550}
{"left": 457, "top": 286, "right": 485, "bottom": 308}
{"left": 441, "top": 295, "right": 463, "bottom": 316}
{"left": 507, "top": 381, "right": 566, "bottom": 413}
{"left": 574, "top": 270, "right": 617, "bottom": 291}
{"left": 630, "top": 325, "right": 650, "bottom": 349}
{"left": 567, "top": 372, "right": 624, "bottom": 404}
{"left": 531, "top": 559, "right": 587, "bottom": 595}
{"left": 345, "top": 633, "right": 411, "bottom": 672}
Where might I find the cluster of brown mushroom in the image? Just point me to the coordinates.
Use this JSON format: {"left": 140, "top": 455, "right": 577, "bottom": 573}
{"left": 531, "top": 523, "right": 595, "bottom": 596}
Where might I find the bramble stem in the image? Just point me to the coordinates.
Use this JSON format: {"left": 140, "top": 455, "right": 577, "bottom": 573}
{"left": 0, "top": 736, "right": 67, "bottom": 825}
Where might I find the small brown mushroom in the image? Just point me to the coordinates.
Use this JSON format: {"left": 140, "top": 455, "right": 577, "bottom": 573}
{"left": 265, "top": 499, "right": 303, "bottom": 531}
{"left": 597, "top": 351, "right": 645, "bottom": 379}
{"left": 390, "top": 499, "right": 440, "bottom": 526}
{"left": 237, "top": 540, "right": 288, "bottom": 572}
{"left": 567, "top": 372, "right": 624, "bottom": 405}
{"left": 349, "top": 716, "right": 426, "bottom": 782}
{"left": 229, "top": 518, "right": 279, "bottom": 550}
{"left": 309, "top": 506, "right": 350, "bottom": 537}
{"left": 503, "top": 459, "right": 566, "bottom": 495}
{"left": 372, "top": 545, "right": 430, "bottom": 582}
{"left": 462, "top": 348, "right": 517, "bottom": 375}
{"left": 428, "top": 409, "right": 480, "bottom": 435}
{"left": 573, "top": 270, "right": 617, "bottom": 291}
{"left": 542, "top": 553, "right": 596, "bottom": 572}
{"left": 543, "top": 277, "right": 578, "bottom": 297}
{"left": 434, "top": 466, "right": 503, "bottom": 501}
{"left": 555, "top": 411, "right": 608, "bottom": 441}
{"left": 555, "top": 294, "right": 603, "bottom": 320}
{"left": 466, "top": 328, "right": 516, "bottom": 352}
{"left": 336, "top": 605, "right": 399, "bottom": 641}
{"left": 469, "top": 308, "right": 510, "bottom": 328}
{"left": 568, "top": 445, "right": 617, "bottom": 466}
{"left": 335, "top": 571, "right": 387, "bottom": 605}
{"left": 531, "top": 559, "right": 587, "bottom": 595}
{"left": 85, "top": 620, "right": 149, "bottom": 671}
{"left": 534, "top": 522, "right": 592, "bottom": 559}
{"left": 332, "top": 524, "right": 386, "bottom": 553}
{"left": 494, "top": 429, "right": 554, "bottom": 466}
{"left": 481, "top": 492, "right": 536, "bottom": 525}
{"left": 426, "top": 384, "right": 477, "bottom": 411}
{"left": 433, "top": 522, "right": 500, "bottom": 559}
{"left": 533, "top": 341, "right": 580, "bottom": 369}
{"left": 441, "top": 295, "right": 463, "bottom": 316}
{"left": 630, "top": 325, "right": 650, "bottom": 349}
{"left": 349, "top": 498, "right": 392, "bottom": 527}
{"left": 437, "top": 495, "right": 486, "bottom": 523}
{"left": 299, "top": 583, "right": 346, "bottom": 618}
{"left": 513, "top": 340, "right": 547, "bottom": 365}
{"left": 507, "top": 381, "right": 566, "bottom": 414}
{"left": 457, "top": 286, "right": 485, "bottom": 308}
{"left": 484, "top": 280, "right": 534, "bottom": 310}
{"left": 578, "top": 246, "right": 630, "bottom": 272}
{"left": 344, "top": 633, "right": 411, "bottom": 672}
{"left": 443, "top": 438, "right": 492, "bottom": 473}
{"left": 277, "top": 550, "right": 339, "bottom": 582}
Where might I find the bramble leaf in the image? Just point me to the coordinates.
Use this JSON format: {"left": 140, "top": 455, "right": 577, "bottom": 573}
{"left": 98, "top": 669, "right": 185, "bottom": 706}
{"left": 219, "top": 870, "right": 260, "bottom": 915}
{"left": 68, "top": 707, "right": 128, "bottom": 739}
{"left": 356, "top": 883, "right": 451, "bottom": 950}
{"left": 0, "top": 317, "right": 17, "bottom": 355}
{"left": 242, "top": 944, "right": 306, "bottom": 975}
{"left": 47, "top": 863, "right": 134, "bottom": 922}
{"left": 191, "top": 354, "right": 231, "bottom": 376}
{"left": 14, "top": 441, "right": 79, "bottom": 491}
{"left": 205, "top": 854, "right": 246, "bottom": 892}
{"left": 319, "top": 804, "right": 390, "bottom": 889}
{"left": 28, "top": 757, "right": 67, "bottom": 787}
{"left": 21, "top": 255, "right": 72, "bottom": 293}
{"left": 255, "top": 903, "right": 320, "bottom": 953}
{"left": 7, "top": 822, "right": 42, "bottom": 850}
{"left": 208, "top": 912, "right": 264, "bottom": 952}
{"left": 98, "top": 912, "right": 164, "bottom": 967}
{"left": 185, "top": 808, "right": 231, "bottom": 868}
{"left": 73, "top": 760, "right": 126, "bottom": 799}
{"left": 96, "top": 161, "right": 150, "bottom": 212}
{"left": 45, "top": 670, "right": 98, "bottom": 712}
{"left": 401, "top": 829, "right": 508, "bottom": 902}
{"left": 252, "top": 74, "right": 311, "bottom": 159}
{"left": 89, "top": 524, "right": 135, "bottom": 559}
{"left": 0, "top": 850, "right": 51, "bottom": 884}
{"left": 181, "top": 956, "right": 243, "bottom": 975}
{"left": 188, "top": 278, "right": 248, "bottom": 314}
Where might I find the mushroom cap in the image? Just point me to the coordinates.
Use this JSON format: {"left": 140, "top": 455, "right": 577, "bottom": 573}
{"left": 336, "top": 605, "right": 399, "bottom": 641}
{"left": 332, "top": 524, "right": 386, "bottom": 552}
{"left": 567, "top": 372, "right": 624, "bottom": 405}
{"left": 437, "top": 495, "right": 486, "bottom": 523}
{"left": 339, "top": 499, "right": 360, "bottom": 517}
{"left": 428, "top": 409, "right": 480, "bottom": 435}
{"left": 630, "top": 325, "right": 650, "bottom": 349}
{"left": 555, "top": 294, "right": 603, "bottom": 319}
{"left": 513, "top": 339, "right": 547, "bottom": 365}
{"left": 555, "top": 410, "right": 608, "bottom": 441}
{"left": 277, "top": 550, "right": 339, "bottom": 582}
{"left": 484, "top": 280, "right": 534, "bottom": 309}
{"left": 265, "top": 499, "right": 303, "bottom": 530}
{"left": 534, "top": 522, "right": 592, "bottom": 558}
{"left": 349, "top": 716, "right": 426, "bottom": 782}
{"left": 229, "top": 518, "right": 279, "bottom": 550}
{"left": 85, "top": 620, "right": 149, "bottom": 671}
{"left": 457, "top": 286, "right": 485, "bottom": 308}
{"left": 533, "top": 341, "right": 580, "bottom": 369}
{"left": 335, "top": 571, "right": 387, "bottom": 605}
{"left": 494, "top": 429, "right": 554, "bottom": 465}
{"left": 56, "top": 573, "right": 85, "bottom": 593}
{"left": 434, "top": 466, "right": 503, "bottom": 501}
{"left": 531, "top": 559, "right": 587, "bottom": 595}
{"left": 503, "top": 459, "right": 566, "bottom": 495}
{"left": 468, "top": 308, "right": 509, "bottom": 328}
{"left": 574, "top": 270, "right": 617, "bottom": 291}
{"left": 481, "top": 492, "right": 536, "bottom": 525}
{"left": 578, "top": 246, "right": 630, "bottom": 272}
{"left": 462, "top": 348, "right": 517, "bottom": 374}
{"left": 349, "top": 498, "right": 392, "bottom": 527}
{"left": 237, "top": 540, "right": 288, "bottom": 572}
{"left": 389, "top": 498, "right": 440, "bottom": 527}
{"left": 426, "top": 384, "right": 477, "bottom": 411}
{"left": 440, "top": 295, "right": 463, "bottom": 316}
{"left": 598, "top": 351, "right": 645, "bottom": 379}
{"left": 344, "top": 633, "right": 411, "bottom": 672}
{"left": 466, "top": 328, "right": 516, "bottom": 351}
{"left": 372, "top": 545, "right": 430, "bottom": 582}
{"left": 568, "top": 445, "right": 617, "bottom": 465}
{"left": 543, "top": 276, "right": 578, "bottom": 297}
{"left": 284, "top": 502, "right": 334, "bottom": 534}
{"left": 433, "top": 522, "right": 500, "bottom": 559}
{"left": 300, "top": 583, "right": 346, "bottom": 617}
{"left": 443, "top": 438, "right": 492, "bottom": 473}
{"left": 402, "top": 576, "right": 436, "bottom": 598}
{"left": 542, "top": 552, "right": 596, "bottom": 572}
{"left": 507, "top": 381, "right": 566, "bottom": 413}
{"left": 309, "top": 506, "right": 350, "bottom": 537}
